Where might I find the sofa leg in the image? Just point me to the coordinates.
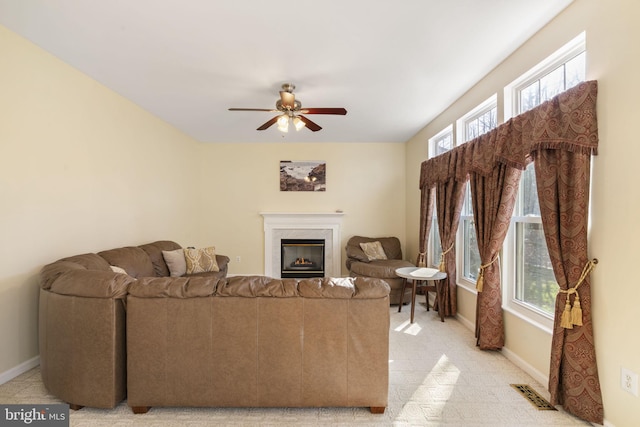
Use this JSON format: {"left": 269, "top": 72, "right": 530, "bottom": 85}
{"left": 69, "top": 404, "right": 84, "bottom": 411}
{"left": 131, "top": 406, "right": 150, "bottom": 414}
{"left": 370, "top": 406, "right": 385, "bottom": 414}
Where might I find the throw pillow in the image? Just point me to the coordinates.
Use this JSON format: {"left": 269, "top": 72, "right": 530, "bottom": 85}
{"left": 110, "top": 265, "right": 128, "bottom": 275}
{"left": 359, "top": 241, "right": 388, "bottom": 261}
{"left": 162, "top": 248, "right": 187, "bottom": 277}
{"left": 184, "top": 246, "right": 219, "bottom": 274}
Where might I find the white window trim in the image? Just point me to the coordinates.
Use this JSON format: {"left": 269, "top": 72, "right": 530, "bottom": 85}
{"left": 501, "top": 31, "right": 586, "bottom": 332}
{"left": 456, "top": 94, "right": 498, "bottom": 144}
{"left": 428, "top": 124, "right": 454, "bottom": 159}
{"left": 504, "top": 31, "right": 586, "bottom": 121}
{"left": 455, "top": 96, "right": 498, "bottom": 291}
{"left": 427, "top": 125, "right": 454, "bottom": 268}
{"left": 456, "top": 215, "right": 478, "bottom": 291}
{"left": 502, "top": 216, "right": 554, "bottom": 333}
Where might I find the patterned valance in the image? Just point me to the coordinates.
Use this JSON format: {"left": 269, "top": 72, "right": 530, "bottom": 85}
{"left": 420, "top": 80, "right": 598, "bottom": 189}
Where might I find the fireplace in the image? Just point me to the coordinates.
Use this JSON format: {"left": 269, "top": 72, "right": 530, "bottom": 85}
{"left": 280, "top": 239, "right": 325, "bottom": 278}
{"left": 261, "top": 212, "right": 344, "bottom": 278}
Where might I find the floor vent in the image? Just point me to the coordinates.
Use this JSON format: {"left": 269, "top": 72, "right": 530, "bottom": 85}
{"left": 510, "top": 384, "right": 557, "bottom": 410}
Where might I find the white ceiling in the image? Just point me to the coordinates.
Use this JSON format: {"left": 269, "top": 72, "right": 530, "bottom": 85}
{"left": 0, "top": 0, "right": 573, "bottom": 143}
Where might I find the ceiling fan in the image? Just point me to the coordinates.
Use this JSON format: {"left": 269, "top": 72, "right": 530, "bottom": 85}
{"left": 229, "top": 83, "right": 347, "bottom": 132}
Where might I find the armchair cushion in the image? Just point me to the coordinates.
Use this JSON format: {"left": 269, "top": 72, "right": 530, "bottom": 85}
{"left": 350, "top": 259, "right": 414, "bottom": 279}
{"left": 345, "top": 236, "right": 404, "bottom": 269}
{"left": 359, "top": 241, "right": 388, "bottom": 261}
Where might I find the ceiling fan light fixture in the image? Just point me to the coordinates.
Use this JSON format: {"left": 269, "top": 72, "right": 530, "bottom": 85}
{"left": 293, "top": 116, "right": 305, "bottom": 131}
{"left": 277, "top": 114, "right": 289, "bottom": 132}
{"left": 229, "top": 83, "right": 347, "bottom": 133}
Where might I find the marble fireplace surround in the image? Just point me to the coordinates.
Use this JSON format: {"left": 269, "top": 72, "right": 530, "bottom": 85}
{"left": 261, "top": 212, "right": 344, "bottom": 278}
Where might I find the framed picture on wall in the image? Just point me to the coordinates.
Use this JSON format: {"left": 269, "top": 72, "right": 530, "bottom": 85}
{"left": 280, "top": 160, "right": 326, "bottom": 191}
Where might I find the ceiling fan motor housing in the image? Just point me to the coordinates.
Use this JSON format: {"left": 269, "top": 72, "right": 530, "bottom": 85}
{"left": 276, "top": 99, "right": 302, "bottom": 112}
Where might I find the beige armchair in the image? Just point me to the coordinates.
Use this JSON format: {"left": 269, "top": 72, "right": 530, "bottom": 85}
{"left": 345, "top": 236, "right": 414, "bottom": 305}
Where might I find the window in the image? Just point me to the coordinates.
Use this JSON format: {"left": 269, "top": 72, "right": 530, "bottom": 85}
{"left": 457, "top": 96, "right": 498, "bottom": 286}
{"left": 504, "top": 33, "right": 586, "bottom": 328}
{"left": 427, "top": 126, "right": 453, "bottom": 267}
{"left": 429, "top": 125, "right": 454, "bottom": 157}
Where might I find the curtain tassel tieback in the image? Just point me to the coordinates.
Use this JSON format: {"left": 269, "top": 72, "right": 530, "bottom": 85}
{"left": 417, "top": 252, "right": 426, "bottom": 268}
{"left": 439, "top": 243, "right": 455, "bottom": 272}
{"left": 476, "top": 255, "right": 499, "bottom": 293}
{"left": 558, "top": 258, "right": 598, "bottom": 329}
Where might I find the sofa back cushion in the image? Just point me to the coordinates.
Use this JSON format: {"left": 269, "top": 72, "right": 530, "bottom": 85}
{"left": 98, "top": 246, "right": 154, "bottom": 278}
{"left": 60, "top": 253, "right": 112, "bottom": 271}
{"left": 138, "top": 240, "right": 182, "bottom": 277}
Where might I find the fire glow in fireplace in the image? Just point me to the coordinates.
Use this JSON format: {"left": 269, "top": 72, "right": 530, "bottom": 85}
{"left": 280, "top": 239, "right": 325, "bottom": 278}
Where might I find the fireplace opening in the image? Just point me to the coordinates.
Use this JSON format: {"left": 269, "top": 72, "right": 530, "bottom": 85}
{"left": 280, "top": 239, "right": 325, "bottom": 278}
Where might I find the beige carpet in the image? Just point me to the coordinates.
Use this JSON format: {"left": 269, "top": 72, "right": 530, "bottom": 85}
{"left": 0, "top": 304, "right": 592, "bottom": 426}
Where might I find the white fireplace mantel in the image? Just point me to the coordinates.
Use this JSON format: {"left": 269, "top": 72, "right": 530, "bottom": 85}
{"left": 261, "top": 212, "right": 344, "bottom": 278}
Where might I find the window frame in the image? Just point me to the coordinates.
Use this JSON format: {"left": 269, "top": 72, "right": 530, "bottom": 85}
{"left": 426, "top": 125, "right": 453, "bottom": 268}
{"left": 504, "top": 32, "right": 586, "bottom": 120}
{"left": 456, "top": 95, "right": 498, "bottom": 290}
{"left": 502, "top": 32, "right": 586, "bottom": 331}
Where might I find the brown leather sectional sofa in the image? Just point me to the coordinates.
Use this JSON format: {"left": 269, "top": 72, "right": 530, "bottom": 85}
{"left": 38, "top": 240, "right": 390, "bottom": 414}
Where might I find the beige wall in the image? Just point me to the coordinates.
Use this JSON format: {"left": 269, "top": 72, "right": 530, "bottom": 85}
{"left": 197, "top": 142, "right": 408, "bottom": 276}
{"left": 0, "top": 24, "right": 409, "bottom": 378}
{"left": 0, "top": 26, "right": 202, "bottom": 375}
{"left": 405, "top": 0, "right": 640, "bottom": 425}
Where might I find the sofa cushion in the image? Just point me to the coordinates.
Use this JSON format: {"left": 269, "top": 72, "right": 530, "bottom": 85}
{"left": 98, "top": 246, "right": 154, "bottom": 279}
{"left": 162, "top": 248, "right": 187, "bottom": 277}
{"left": 110, "top": 265, "right": 129, "bottom": 275}
{"left": 60, "top": 253, "right": 112, "bottom": 271}
{"left": 346, "top": 236, "right": 403, "bottom": 263}
{"left": 184, "top": 247, "right": 219, "bottom": 274}
{"left": 217, "top": 276, "right": 298, "bottom": 297}
{"left": 349, "top": 259, "right": 414, "bottom": 279}
{"left": 359, "top": 241, "right": 388, "bottom": 261}
{"left": 139, "top": 240, "right": 182, "bottom": 277}
{"left": 130, "top": 276, "right": 219, "bottom": 298}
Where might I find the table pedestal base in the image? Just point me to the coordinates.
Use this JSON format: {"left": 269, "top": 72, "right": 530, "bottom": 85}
{"left": 397, "top": 277, "right": 445, "bottom": 323}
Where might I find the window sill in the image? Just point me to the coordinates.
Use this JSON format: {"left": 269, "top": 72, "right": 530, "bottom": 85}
{"left": 502, "top": 304, "right": 553, "bottom": 335}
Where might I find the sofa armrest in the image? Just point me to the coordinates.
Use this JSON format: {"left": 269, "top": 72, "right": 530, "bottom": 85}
{"left": 47, "top": 269, "right": 133, "bottom": 299}
{"left": 216, "top": 254, "right": 230, "bottom": 272}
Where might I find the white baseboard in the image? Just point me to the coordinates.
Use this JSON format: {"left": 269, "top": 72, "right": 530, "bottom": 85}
{"left": 501, "top": 346, "right": 548, "bottom": 386}
{"left": 0, "top": 356, "right": 40, "bottom": 385}
{"left": 455, "top": 310, "right": 550, "bottom": 386}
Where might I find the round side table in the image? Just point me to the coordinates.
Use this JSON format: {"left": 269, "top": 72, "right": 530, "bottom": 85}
{"left": 395, "top": 267, "right": 447, "bottom": 323}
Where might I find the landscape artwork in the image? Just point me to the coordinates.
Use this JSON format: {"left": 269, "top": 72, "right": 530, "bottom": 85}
{"left": 280, "top": 160, "right": 326, "bottom": 192}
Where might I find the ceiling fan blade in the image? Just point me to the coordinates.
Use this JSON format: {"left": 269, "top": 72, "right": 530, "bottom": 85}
{"left": 257, "top": 116, "right": 279, "bottom": 131}
{"left": 299, "top": 108, "right": 347, "bottom": 115}
{"left": 298, "top": 115, "right": 322, "bottom": 132}
{"left": 229, "top": 108, "right": 276, "bottom": 112}
{"left": 280, "top": 91, "right": 296, "bottom": 109}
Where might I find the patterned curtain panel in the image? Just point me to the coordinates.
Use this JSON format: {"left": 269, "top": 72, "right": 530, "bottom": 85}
{"left": 416, "top": 186, "right": 435, "bottom": 267}
{"left": 435, "top": 177, "right": 465, "bottom": 317}
{"left": 469, "top": 161, "right": 521, "bottom": 350}
{"left": 418, "top": 81, "right": 601, "bottom": 424}
{"left": 534, "top": 149, "right": 603, "bottom": 424}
